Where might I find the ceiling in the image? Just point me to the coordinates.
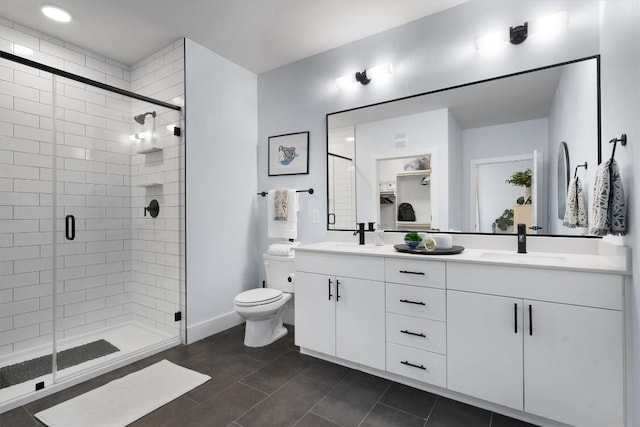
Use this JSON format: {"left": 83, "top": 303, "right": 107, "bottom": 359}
{"left": 0, "top": 0, "right": 467, "bottom": 74}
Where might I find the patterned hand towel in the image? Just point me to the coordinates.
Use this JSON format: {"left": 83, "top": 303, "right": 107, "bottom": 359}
{"left": 273, "top": 188, "right": 289, "bottom": 221}
{"left": 563, "top": 176, "right": 587, "bottom": 228}
{"left": 589, "top": 159, "right": 626, "bottom": 236}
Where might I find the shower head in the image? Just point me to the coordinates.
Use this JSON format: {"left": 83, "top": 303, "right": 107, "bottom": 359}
{"left": 134, "top": 111, "right": 156, "bottom": 125}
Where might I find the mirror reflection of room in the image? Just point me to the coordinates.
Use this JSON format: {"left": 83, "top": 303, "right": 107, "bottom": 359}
{"left": 377, "top": 155, "right": 432, "bottom": 230}
{"left": 327, "top": 56, "right": 598, "bottom": 237}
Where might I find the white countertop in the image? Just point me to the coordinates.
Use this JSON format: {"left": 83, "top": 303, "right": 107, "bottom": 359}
{"left": 294, "top": 241, "right": 630, "bottom": 275}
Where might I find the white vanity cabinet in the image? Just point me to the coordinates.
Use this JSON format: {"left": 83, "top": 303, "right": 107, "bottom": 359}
{"left": 294, "top": 252, "right": 385, "bottom": 370}
{"left": 447, "top": 263, "right": 625, "bottom": 427}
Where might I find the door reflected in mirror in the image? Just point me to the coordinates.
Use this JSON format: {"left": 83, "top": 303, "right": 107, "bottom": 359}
{"left": 326, "top": 56, "right": 600, "bottom": 237}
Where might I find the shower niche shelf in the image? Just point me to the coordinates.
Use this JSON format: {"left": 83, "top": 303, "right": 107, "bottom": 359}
{"left": 137, "top": 182, "right": 163, "bottom": 188}
{"left": 136, "top": 146, "right": 163, "bottom": 155}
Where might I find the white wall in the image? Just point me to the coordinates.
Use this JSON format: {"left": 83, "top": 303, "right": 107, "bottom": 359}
{"left": 547, "top": 59, "right": 598, "bottom": 235}
{"left": 598, "top": 1, "right": 640, "bottom": 425}
{"left": 184, "top": 38, "right": 258, "bottom": 342}
{"left": 462, "top": 118, "right": 549, "bottom": 232}
{"left": 448, "top": 111, "right": 463, "bottom": 231}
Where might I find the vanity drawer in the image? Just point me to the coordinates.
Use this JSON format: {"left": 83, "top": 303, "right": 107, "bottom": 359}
{"left": 386, "top": 342, "right": 446, "bottom": 388}
{"left": 386, "top": 283, "right": 446, "bottom": 321}
{"left": 385, "top": 258, "right": 445, "bottom": 288}
{"left": 386, "top": 312, "right": 446, "bottom": 354}
{"left": 447, "top": 263, "right": 623, "bottom": 310}
{"left": 295, "top": 252, "right": 384, "bottom": 281}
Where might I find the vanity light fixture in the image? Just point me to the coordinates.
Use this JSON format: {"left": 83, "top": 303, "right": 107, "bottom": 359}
{"left": 336, "top": 63, "right": 393, "bottom": 87}
{"left": 41, "top": 4, "right": 72, "bottom": 23}
{"left": 475, "top": 10, "right": 568, "bottom": 49}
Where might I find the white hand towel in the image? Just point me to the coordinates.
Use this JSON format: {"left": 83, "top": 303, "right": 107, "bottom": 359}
{"left": 268, "top": 189, "right": 298, "bottom": 239}
{"left": 589, "top": 159, "right": 626, "bottom": 236}
{"left": 274, "top": 188, "right": 289, "bottom": 221}
{"left": 563, "top": 177, "right": 587, "bottom": 228}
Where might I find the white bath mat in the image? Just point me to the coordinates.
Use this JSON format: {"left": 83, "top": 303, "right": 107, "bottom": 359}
{"left": 35, "top": 359, "right": 210, "bottom": 427}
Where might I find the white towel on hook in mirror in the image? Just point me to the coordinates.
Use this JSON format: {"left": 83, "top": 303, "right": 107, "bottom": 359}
{"left": 563, "top": 176, "right": 587, "bottom": 228}
{"left": 268, "top": 189, "right": 298, "bottom": 239}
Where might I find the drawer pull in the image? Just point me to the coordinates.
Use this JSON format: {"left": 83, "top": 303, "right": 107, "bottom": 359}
{"left": 401, "top": 360, "right": 427, "bottom": 370}
{"left": 328, "top": 279, "right": 333, "bottom": 301}
{"left": 399, "top": 299, "right": 426, "bottom": 306}
{"left": 400, "top": 329, "right": 426, "bottom": 338}
{"left": 336, "top": 279, "right": 341, "bottom": 301}
{"left": 529, "top": 304, "right": 533, "bottom": 336}
{"left": 399, "top": 270, "right": 425, "bottom": 276}
{"left": 514, "top": 303, "right": 518, "bottom": 334}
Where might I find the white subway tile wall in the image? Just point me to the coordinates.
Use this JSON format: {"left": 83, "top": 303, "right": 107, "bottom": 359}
{"left": 0, "top": 18, "right": 185, "bottom": 356}
{"left": 328, "top": 128, "right": 356, "bottom": 230}
{"left": 130, "top": 39, "right": 184, "bottom": 336}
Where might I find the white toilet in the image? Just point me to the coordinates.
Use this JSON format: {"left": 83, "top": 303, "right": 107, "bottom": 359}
{"left": 233, "top": 250, "right": 295, "bottom": 347}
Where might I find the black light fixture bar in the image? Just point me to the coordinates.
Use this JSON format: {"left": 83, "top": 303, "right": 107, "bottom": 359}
{"left": 0, "top": 50, "right": 182, "bottom": 111}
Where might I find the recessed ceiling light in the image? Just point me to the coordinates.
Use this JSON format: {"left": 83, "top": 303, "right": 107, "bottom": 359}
{"left": 41, "top": 4, "right": 72, "bottom": 23}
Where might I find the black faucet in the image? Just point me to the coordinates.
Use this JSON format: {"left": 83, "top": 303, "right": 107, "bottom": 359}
{"left": 517, "top": 223, "right": 527, "bottom": 253}
{"left": 353, "top": 223, "right": 366, "bottom": 245}
{"left": 353, "top": 222, "right": 376, "bottom": 245}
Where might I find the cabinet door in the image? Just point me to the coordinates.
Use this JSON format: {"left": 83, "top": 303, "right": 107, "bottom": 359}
{"left": 447, "top": 290, "right": 524, "bottom": 410}
{"left": 294, "top": 272, "right": 336, "bottom": 356}
{"left": 335, "top": 277, "right": 385, "bottom": 370}
{"left": 524, "top": 301, "right": 624, "bottom": 427}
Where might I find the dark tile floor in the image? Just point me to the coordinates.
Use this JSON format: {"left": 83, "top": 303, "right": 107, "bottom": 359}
{"left": 0, "top": 324, "right": 538, "bottom": 427}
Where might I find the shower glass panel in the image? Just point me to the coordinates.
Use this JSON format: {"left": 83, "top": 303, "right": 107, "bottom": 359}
{"left": 53, "top": 75, "right": 183, "bottom": 383}
{"left": 0, "top": 53, "right": 184, "bottom": 410}
{"left": 0, "top": 64, "right": 55, "bottom": 403}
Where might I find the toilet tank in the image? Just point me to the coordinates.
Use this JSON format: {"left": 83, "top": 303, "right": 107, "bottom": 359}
{"left": 263, "top": 253, "right": 295, "bottom": 293}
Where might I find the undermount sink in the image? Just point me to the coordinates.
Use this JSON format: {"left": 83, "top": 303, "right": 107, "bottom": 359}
{"left": 479, "top": 251, "right": 566, "bottom": 263}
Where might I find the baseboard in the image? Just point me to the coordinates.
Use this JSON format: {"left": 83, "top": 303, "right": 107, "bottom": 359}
{"left": 186, "top": 311, "right": 244, "bottom": 343}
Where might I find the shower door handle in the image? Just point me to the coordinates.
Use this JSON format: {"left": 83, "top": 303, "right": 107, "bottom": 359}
{"left": 65, "top": 215, "right": 75, "bottom": 240}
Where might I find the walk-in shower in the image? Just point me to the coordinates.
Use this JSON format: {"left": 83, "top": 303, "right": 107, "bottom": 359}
{"left": 0, "top": 44, "right": 185, "bottom": 412}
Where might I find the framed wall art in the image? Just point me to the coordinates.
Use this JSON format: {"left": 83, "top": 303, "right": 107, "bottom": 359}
{"left": 268, "top": 131, "right": 309, "bottom": 176}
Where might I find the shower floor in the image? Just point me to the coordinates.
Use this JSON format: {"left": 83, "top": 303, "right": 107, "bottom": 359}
{"left": 0, "top": 322, "right": 177, "bottom": 409}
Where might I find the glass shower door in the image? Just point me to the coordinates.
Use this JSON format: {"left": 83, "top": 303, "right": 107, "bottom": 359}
{"left": 0, "top": 63, "right": 55, "bottom": 402}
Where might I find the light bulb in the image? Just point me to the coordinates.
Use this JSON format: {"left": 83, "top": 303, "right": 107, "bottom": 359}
{"left": 41, "top": 5, "right": 72, "bottom": 23}
{"left": 475, "top": 30, "right": 508, "bottom": 50}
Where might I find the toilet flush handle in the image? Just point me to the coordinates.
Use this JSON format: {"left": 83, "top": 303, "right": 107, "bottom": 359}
{"left": 287, "top": 273, "right": 295, "bottom": 283}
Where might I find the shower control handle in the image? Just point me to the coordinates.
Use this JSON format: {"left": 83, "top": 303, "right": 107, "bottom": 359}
{"left": 144, "top": 199, "right": 160, "bottom": 218}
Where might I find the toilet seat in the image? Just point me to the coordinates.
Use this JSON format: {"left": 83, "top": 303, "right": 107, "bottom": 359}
{"left": 234, "top": 288, "right": 283, "bottom": 307}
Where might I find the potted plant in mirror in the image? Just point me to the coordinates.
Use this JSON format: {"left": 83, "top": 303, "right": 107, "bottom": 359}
{"left": 506, "top": 168, "right": 532, "bottom": 203}
{"left": 492, "top": 209, "right": 514, "bottom": 233}
{"left": 404, "top": 232, "right": 422, "bottom": 249}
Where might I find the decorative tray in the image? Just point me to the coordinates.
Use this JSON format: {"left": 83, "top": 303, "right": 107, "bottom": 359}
{"left": 393, "top": 244, "right": 465, "bottom": 255}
